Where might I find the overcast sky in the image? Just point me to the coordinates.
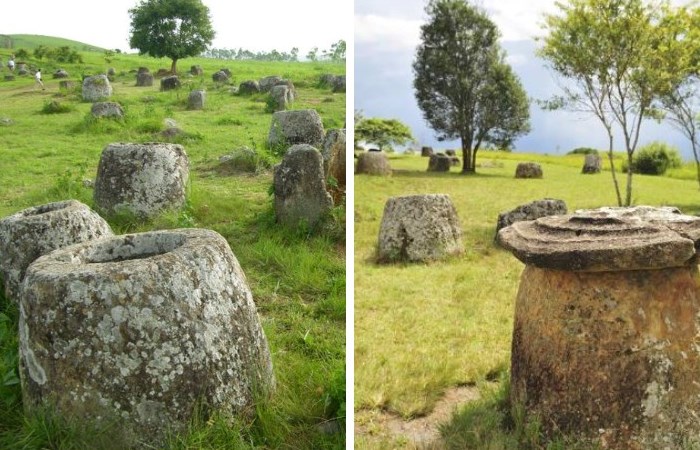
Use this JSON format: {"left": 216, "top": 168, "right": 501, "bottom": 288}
{"left": 2, "top": 0, "right": 350, "bottom": 55}
{"left": 355, "top": 0, "right": 697, "bottom": 159}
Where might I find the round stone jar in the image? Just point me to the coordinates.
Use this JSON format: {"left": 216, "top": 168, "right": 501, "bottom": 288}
{"left": 498, "top": 206, "right": 700, "bottom": 449}
{"left": 93, "top": 142, "right": 189, "bottom": 220}
{"left": 0, "top": 200, "right": 113, "bottom": 302}
{"left": 377, "top": 194, "right": 463, "bottom": 262}
{"left": 19, "top": 228, "right": 274, "bottom": 446}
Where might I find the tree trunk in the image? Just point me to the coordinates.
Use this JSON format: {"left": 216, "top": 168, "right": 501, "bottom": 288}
{"left": 461, "top": 141, "right": 474, "bottom": 174}
{"left": 170, "top": 58, "right": 178, "bottom": 75}
{"left": 606, "top": 130, "right": 623, "bottom": 207}
{"left": 691, "top": 135, "right": 700, "bottom": 190}
{"left": 625, "top": 153, "right": 633, "bottom": 207}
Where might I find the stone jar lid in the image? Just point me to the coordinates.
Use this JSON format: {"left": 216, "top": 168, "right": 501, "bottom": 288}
{"left": 497, "top": 206, "right": 700, "bottom": 271}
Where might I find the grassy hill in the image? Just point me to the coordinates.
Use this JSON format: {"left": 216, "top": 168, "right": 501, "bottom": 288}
{"left": 0, "top": 34, "right": 105, "bottom": 52}
{"left": 0, "top": 46, "right": 345, "bottom": 448}
{"left": 354, "top": 152, "right": 700, "bottom": 449}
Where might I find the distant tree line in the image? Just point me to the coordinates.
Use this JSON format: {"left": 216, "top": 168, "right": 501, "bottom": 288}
{"left": 202, "top": 39, "right": 346, "bottom": 62}
{"left": 33, "top": 45, "right": 83, "bottom": 63}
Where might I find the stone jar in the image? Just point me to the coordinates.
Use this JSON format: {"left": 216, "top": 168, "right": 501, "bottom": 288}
{"left": 378, "top": 194, "right": 463, "bottom": 262}
{"left": 498, "top": 206, "right": 700, "bottom": 449}
{"left": 19, "top": 228, "right": 274, "bottom": 447}
{"left": 0, "top": 200, "right": 113, "bottom": 302}
{"left": 93, "top": 142, "right": 189, "bottom": 220}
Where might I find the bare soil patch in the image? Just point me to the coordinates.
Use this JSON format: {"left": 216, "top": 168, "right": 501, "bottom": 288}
{"left": 355, "top": 385, "right": 481, "bottom": 448}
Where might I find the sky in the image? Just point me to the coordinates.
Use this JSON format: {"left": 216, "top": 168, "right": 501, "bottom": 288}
{"left": 2, "top": 0, "right": 350, "bottom": 56}
{"left": 355, "top": 0, "right": 697, "bottom": 160}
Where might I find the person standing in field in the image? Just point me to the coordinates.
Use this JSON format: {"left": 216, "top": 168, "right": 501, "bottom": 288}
{"left": 7, "top": 54, "right": 15, "bottom": 72}
{"left": 34, "top": 68, "right": 44, "bottom": 90}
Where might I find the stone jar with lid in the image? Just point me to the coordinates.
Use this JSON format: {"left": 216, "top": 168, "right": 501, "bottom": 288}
{"left": 497, "top": 206, "right": 700, "bottom": 449}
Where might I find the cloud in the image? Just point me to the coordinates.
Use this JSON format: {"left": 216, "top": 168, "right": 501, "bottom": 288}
{"left": 355, "top": 14, "right": 422, "bottom": 52}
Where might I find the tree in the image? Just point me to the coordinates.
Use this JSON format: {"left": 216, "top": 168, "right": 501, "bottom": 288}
{"left": 539, "top": 0, "right": 683, "bottom": 206}
{"left": 307, "top": 47, "right": 319, "bottom": 62}
{"left": 129, "top": 0, "right": 215, "bottom": 74}
{"left": 413, "top": 0, "right": 530, "bottom": 174}
{"left": 657, "top": 5, "right": 700, "bottom": 189}
{"left": 355, "top": 118, "right": 414, "bottom": 151}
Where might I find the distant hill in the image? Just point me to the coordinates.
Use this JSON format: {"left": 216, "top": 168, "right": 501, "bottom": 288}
{"left": 0, "top": 34, "right": 105, "bottom": 52}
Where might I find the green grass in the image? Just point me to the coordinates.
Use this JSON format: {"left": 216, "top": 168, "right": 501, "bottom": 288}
{"left": 0, "top": 44, "right": 345, "bottom": 449}
{"left": 0, "top": 34, "right": 105, "bottom": 52}
{"left": 354, "top": 152, "right": 700, "bottom": 447}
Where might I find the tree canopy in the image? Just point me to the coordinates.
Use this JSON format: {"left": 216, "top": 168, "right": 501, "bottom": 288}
{"left": 539, "top": 0, "right": 693, "bottom": 206}
{"left": 355, "top": 118, "right": 414, "bottom": 151}
{"left": 129, "top": 0, "right": 215, "bottom": 74}
{"left": 413, "top": 0, "right": 530, "bottom": 173}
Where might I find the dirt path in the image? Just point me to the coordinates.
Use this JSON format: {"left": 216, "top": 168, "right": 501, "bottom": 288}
{"left": 355, "top": 385, "right": 481, "bottom": 448}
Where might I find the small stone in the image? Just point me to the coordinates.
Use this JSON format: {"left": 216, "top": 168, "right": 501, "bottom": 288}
{"left": 355, "top": 152, "right": 391, "bottom": 176}
{"left": 515, "top": 162, "right": 543, "bottom": 179}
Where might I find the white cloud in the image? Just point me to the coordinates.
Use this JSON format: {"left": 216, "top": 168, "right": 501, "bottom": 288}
{"left": 354, "top": 14, "right": 422, "bottom": 52}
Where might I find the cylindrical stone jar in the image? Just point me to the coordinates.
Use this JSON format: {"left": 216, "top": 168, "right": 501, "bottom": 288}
{"left": 378, "top": 194, "right": 463, "bottom": 262}
{"left": 93, "top": 142, "right": 189, "bottom": 219}
{"left": 0, "top": 200, "right": 113, "bottom": 302}
{"left": 19, "top": 228, "right": 274, "bottom": 446}
{"left": 498, "top": 206, "right": 700, "bottom": 449}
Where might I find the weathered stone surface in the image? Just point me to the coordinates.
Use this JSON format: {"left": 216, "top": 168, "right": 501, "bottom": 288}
{"left": 107, "top": 67, "right": 117, "bottom": 77}
{"left": 496, "top": 198, "right": 567, "bottom": 234}
{"left": 502, "top": 205, "right": 700, "bottom": 447}
{"left": 94, "top": 143, "right": 189, "bottom": 219}
{"left": 190, "top": 65, "right": 203, "bottom": 76}
{"left": 511, "top": 264, "right": 700, "bottom": 449}
{"left": 268, "top": 109, "right": 325, "bottom": 149}
{"left": 515, "top": 162, "right": 543, "bottom": 179}
{"left": 319, "top": 73, "right": 337, "bottom": 87}
{"left": 259, "top": 75, "right": 283, "bottom": 92}
{"left": 155, "top": 68, "right": 170, "bottom": 78}
{"left": 421, "top": 146, "right": 433, "bottom": 157}
{"left": 212, "top": 70, "right": 229, "bottom": 83}
{"left": 160, "top": 75, "right": 180, "bottom": 91}
{"left": 355, "top": 152, "right": 391, "bottom": 176}
{"left": 322, "top": 129, "right": 346, "bottom": 204}
{"left": 187, "top": 89, "right": 205, "bottom": 110}
{"left": 582, "top": 153, "right": 602, "bottom": 174}
{"left": 136, "top": 72, "right": 153, "bottom": 87}
{"left": 238, "top": 80, "right": 259, "bottom": 95}
{"left": 450, "top": 157, "right": 460, "bottom": 167}
{"left": 270, "top": 85, "right": 292, "bottom": 111}
{"left": 332, "top": 75, "right": 346, "bottom": 93}
{"left": 19, "top": 228, "right": 274, "bottom": 447}
{"left": 498, "top": 206, "right": 699, "bottom": 272}
{"left": 0, "top": 200, "right": 113, "bottom": 302}
{"left": 82, "top": 74, "right": 113, "bottom": 102}
{"left": 90, "top": 102, "right": 124, "bottom": 119}
{"left": 273, "top": 144, "right": 333, "bottom": 226}
{"left": 52, "top": 69, "right": 69, "bottom": 79}
{"left": 445, "top": 149, "right": 456, "bottom": 157}
{"left": 428, "top": 154, "right": 451, "bottom": 172}
{"left": 59, "top": 80, "right": 76, "bottom": 90}
{"left": 378, "top": 194, "right": 463, "bottom": 262}
{"left": 0, "top": 117, "right": 13, "bottom": 126}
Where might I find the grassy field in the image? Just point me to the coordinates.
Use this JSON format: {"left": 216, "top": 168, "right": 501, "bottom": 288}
{"left": 0, "top": 40, "right": 346, "bottom": 449}
{"left": 354, "top": 152, "right": 700, "bottom": 448}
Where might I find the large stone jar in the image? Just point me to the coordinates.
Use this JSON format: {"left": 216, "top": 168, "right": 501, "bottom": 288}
{"left": 498, "top": 206, "right": 700, "bottom": 449}
{"left": 19, "top": 228, "right": 274, "bottom": 446}
{"left": 94, "top": 143, "right": 189, "bottom": 219}
{"left": 378, "top": 194, "right": 463, "bottom": 262}
{"left": 0, "top": 200, "right": 113, "bottom": 302}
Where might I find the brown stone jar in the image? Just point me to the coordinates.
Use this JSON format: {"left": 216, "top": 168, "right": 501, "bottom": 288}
{"left": 498, "top": 206, "right": 700, "bottom": 449}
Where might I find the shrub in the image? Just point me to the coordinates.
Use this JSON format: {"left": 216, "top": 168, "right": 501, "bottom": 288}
{"left": 627, "top": 141, "right": 683, "bottom": 175}
{"left": 41, "top": 100, "right": 73, "bottom": 114}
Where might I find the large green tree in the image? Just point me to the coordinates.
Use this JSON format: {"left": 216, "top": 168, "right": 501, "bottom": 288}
{"left": 657, "top": 4, "right": 700, "bottom": 189}
{"left": 540, "top": 0, "right": 684, "bottom": 206}
{"left": 413, "top": 0, "right": 530, "bottom": 174}
{"left": 129, "top": 0, "right": 215, "bottom": 74}
{"left": 355, "top": 118, "right": 414, "bottom": 151}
